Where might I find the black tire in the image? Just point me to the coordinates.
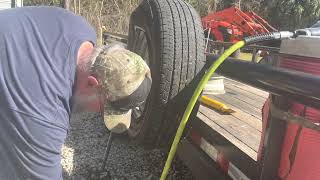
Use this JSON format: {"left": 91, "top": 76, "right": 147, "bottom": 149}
{"left": 127, "top": 0, "right": 205, "bottom": 146}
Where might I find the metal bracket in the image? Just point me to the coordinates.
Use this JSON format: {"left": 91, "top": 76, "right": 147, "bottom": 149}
{"left": 270, "top": 104, "right": 320, "bottom": 132}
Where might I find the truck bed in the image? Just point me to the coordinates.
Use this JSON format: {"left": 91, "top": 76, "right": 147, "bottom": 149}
{"left": 197, "top": 78, "right": 269, "bottom": 160}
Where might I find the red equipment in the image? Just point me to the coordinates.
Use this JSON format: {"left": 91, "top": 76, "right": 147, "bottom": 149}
{"left": 202, "top": 7, "right": 277, "bottom": 43}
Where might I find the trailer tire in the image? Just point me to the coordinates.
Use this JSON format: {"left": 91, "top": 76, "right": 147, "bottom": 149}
{"left": 127, "top": 0, "right": 205, "bottom": 147}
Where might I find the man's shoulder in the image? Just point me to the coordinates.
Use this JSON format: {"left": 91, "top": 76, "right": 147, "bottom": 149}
{"left": 19, "top": 6, "right": 83, "bottom": 22}
{"left": 14, "top": 6, "right": 72, "bottom": 15}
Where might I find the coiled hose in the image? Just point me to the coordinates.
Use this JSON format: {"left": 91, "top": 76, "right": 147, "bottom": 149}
{"left": 160, "top": 31, "right": 294, "bottom": 180}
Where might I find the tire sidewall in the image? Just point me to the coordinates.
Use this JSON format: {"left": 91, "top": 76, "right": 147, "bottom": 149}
{"left": 127, "top": 2, "right": 165, "bottom": 144}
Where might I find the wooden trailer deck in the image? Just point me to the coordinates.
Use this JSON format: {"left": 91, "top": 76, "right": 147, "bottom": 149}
{"left": 198, "top": 78, "right": 269, "bottom": 160}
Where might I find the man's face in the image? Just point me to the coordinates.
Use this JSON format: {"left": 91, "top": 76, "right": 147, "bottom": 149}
{"left": 71, "top": 65, "right": 108, "bottom": 114}
{"left": 72, "top": 87, "right": 103, "bottom": 113}
{"left": 71, "top": 85, "right": 103, "bottom": 113}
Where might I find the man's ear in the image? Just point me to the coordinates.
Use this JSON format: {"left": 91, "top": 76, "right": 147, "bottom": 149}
{"left": 88, "top": 76, "right": 99, "bottom": 87}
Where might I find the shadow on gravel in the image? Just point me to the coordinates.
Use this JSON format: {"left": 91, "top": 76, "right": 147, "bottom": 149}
{"left": 61, "top": 113, "right": 194, "bottom": 180}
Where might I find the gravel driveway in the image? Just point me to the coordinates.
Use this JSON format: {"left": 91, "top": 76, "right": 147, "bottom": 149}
{"left": 61, "top": 112, "right": 193, "bottom": 180}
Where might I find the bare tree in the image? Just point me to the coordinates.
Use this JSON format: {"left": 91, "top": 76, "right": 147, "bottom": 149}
{"left": 78, "top": 0, "right": 81, "bottom": 14}
{"left": 73, "top": 0, "right": 77, "bottom": 13}
{"left": 61, "top": 0, "right": 70, "bottom": 10}
{"left": 97, "top": 0, "right": 105, "bottom": 45}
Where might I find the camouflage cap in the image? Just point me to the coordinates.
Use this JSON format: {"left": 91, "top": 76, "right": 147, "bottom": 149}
{"left": 90, "top": 44, "right": 151, "bottom": 133}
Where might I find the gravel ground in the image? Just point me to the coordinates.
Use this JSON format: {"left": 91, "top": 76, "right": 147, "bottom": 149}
{"left": 61, "top": 112, "right": 193, "bottom": 180}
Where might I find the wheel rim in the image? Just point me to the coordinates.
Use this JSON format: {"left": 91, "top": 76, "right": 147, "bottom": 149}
{"left": 129, "top": 26, "right": 152, "bottom": 137}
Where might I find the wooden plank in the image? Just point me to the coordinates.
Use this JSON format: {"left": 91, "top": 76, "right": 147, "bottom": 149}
{"left": 210, "top": 94, "right": 262, "bottom": 119}
{"left": 198, "top": 105, "right": 261, "bottom": 152}
{"left": 224, "top": 77, "right": 268, "bottom": 96}
{"left": 199, "top": 78, "right": 265, "bottom": 160}
{"left": 197, "top": 112, "right": 258, "bottom": 160}
{"left": 224, "top": 85, "right": 267, "bottom": 105}
{"left": 226, "top": 104, "right": 262, "bottom": 132}
{"left": 198, "top": 106, "right": 261, "bottom": 152}
{"left": 200, "top": 95, "right": 262, "bottom": 131}
{"left": 224, "top": 78, "right": 269, "bottom": 98}
{"left": 224, "top": 82, "right": 268, "bottom": 99}
{"left": 223, "top": 89, "right": 265, "bottom": 110}
{"left": 223, "top": 83, "right": 267, "bottom": 100}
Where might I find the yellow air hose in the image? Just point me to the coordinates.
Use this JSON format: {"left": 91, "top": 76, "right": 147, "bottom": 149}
{"left": 160, "top": 40, "right": 245, "bottom": 180}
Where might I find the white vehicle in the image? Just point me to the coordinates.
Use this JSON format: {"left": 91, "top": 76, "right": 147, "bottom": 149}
{"left": 0, "top": 0, "right": 23, "bottom": 10}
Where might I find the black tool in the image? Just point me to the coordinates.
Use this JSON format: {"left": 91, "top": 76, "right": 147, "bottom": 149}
{"left": 88, "top": 132, "right": 114, "bottom": 180}
{"left": 101, "top": 132, "right": 114, "bottom": 171}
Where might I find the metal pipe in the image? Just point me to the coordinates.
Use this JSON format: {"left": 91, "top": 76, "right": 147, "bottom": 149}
{"left": 206, "top": 55, "right": 320, "bottom": 109}
{"left": 206, "top": 40, "right": 280, "bottom": 53}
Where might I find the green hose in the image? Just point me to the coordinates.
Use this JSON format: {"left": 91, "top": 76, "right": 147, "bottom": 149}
{"left": 160, "top": 40, "right": 245, "bottom": 180}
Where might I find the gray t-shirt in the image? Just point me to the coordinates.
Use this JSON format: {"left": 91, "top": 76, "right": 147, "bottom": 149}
{"left": 0, "top": 7, "right": 96, "bottom": 179}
